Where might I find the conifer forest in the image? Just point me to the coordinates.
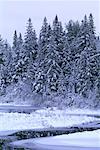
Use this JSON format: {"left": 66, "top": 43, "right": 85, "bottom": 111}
{"left": 0, "top": 14, "right": 100, "bottom": 108}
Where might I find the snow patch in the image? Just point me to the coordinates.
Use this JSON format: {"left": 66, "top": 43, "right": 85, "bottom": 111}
{"left": 0, "top": 107, "right": 99, "bottom": 132}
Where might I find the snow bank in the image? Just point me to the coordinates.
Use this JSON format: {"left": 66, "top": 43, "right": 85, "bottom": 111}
{"left": 34, "top": 130, "right": 100, "bottom": 147}
{"left": 11, "top": 130, "right": 100, "bottom": 150}
{"left": 0, "top": 103, "right": 31, "bottom": 106}
{"left": 0, "top": 107, "right": 99, "bottom": 132}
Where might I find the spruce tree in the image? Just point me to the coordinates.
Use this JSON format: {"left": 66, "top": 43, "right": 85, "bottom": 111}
{"left": 0, "top": 36, "right": 9, "bottom": 95}
{"left": 33, "top": 16, "right": 65, "bottom": 95}
{"left": 52, "top": 15, "right": 65, "bottom": 67}
{"left": 45, "top": 34, "right": 65, "bottom": 94}
{"left": 24, "top": 18, "right": 38, "bottom": 60}
{"left": 38, "top": 17, "right": 49, "bottom": 63}
{"left": 13, "top": 33, "right": 24, "bottom": 81}
{"left": 33, "top": 20, "right": 52, "bottom": 95}
{"left": 62, "top": 36, "right": 72, "bottom": 92}
{"left": 3, "top": 41, "right": 12, "bottom": 85}
{"left": 13, "top": 30, "right": 18, "bottom": 48}
{"left": 33, "top": 33, "right": 65, "bottom": 95}
{"left": 0, "top": 36, "right": 4, "bottom": 66}
{"left": 12, "top": 30, "right": 20, "bottom": 82}
{"left": 89, "top": 13, "right": 95, "bottom": 35}
{"left": 23, "top": 18, "right": 38, "bottom": 80}
{"left": 75, "top": 14, "right": 98, "bottom": 98}
{"left": 66, "top": 20, "right": 80, "bottom": 45}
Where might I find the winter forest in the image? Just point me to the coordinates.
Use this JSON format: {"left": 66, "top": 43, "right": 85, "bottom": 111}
{"left": 0, "top": 14, "right": 100, "bottom": 108}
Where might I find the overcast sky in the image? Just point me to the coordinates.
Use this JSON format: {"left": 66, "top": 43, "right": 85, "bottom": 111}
{"left": 0, "top": 0, "right": 100, "bottom": 44}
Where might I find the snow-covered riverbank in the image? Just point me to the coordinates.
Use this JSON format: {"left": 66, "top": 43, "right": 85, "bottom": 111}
{"left": 9, "top": 129, "right": 100, "bottom": 150}
{"left": 0, "top": 107, "right": 100, "bottom": 132}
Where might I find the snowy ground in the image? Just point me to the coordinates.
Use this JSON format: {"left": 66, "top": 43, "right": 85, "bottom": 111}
{"left": 0, "top": 107, "right": 100, "bottom": 132}
{"left": 0, "top": 103, "right": 100, "bottom": 115}
{"left": 0, "top": 103, "right": 32, "bottom": 106}
{"left": 10, "top": 130, "right": 100, "bottom": 150}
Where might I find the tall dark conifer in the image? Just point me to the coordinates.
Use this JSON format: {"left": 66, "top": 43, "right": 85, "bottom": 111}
{"left": 23, "top": 18, "right": 38, "bottom": 80}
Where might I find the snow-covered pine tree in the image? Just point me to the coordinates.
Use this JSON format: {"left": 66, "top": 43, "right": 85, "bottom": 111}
{"left": 3, "top": 41, "right": 12, "bottom": 85}
{"left": 62, "top": 35, "right": 72, "bottom": 92}
{"left": 73, "top": 15, "right": 89, "bottom": 57}
{"left": 89, "top": 13, "right": 95, "bottom": 35}
{"left": 52, "top": 16, "right": 73, "bottom": 94}
{"left": 95, "top": 72, "right": 100, "bottom": 107}
{"left": 38, "top": 17, "right": 49, "bottom": 64}
{"left": 0, "top": 37, "right": 12, "bottom": 94}
{"left": 11, "top": 30, "right": 22, "bottom": 82}
{"left": 69, "top": 15, "right": 89, "bottom": 94}
{"left": 77, "top": 50, "right": 89, "bottom": 97}
{"left": 52, "top": 15, "right": 65, "bottom": 68}
{"left": 33, "top": 18, "right": 52, "bottom": 95}
{"left": 75, "top": 14, "right": 99, "bottom": 99}
{"left": 0, "top": 36, "right": 5, "bottom": 93}
{"left": 86, "top": 14, "right": 98, "bottom": 91}
{"left": 87, "top": 14, "right": 100, "bottom": 105}
{"left": 13, "top": 30, "right": 18, "bottom": 48}
{"left": 34, "top": 32, "right": 65, "bottom": 96}
{"left": 12, "top": 31, "right": 21, "bottom": 67}
{"left": 24, "top": 18, "right": 38, "bottom": 80}
{"left": 12, "top": 33, "right": 25, "bottom": 81}
{"left": 18, "top": 33, "right": 23, "bottom": 48}
{"left": 33, "top": 16, "right": 66, "bottom": 96}
{"left": 33, "top": 21, "right": 52, "bottom": 95}
{"left": 24, "top": 18, "right": 38, "bottom": 61}
{"left": 66, "top": 20, "right": 80, "bottom": 45}
{"left": 46, "top": 34, "right": 66, "bottom": 95}
{"left": 95, "top": 34, "right": 100, "bottom": 106}
{"left": 0, "top": 36, "right": 4, "bottom": 65}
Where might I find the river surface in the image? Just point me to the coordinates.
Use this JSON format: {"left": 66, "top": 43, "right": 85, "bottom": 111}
{"left": 0, "top": 106, "right": 100, "bottom": 150}
{"left": 0, "top": 119, "right": 100, "bottom": 150}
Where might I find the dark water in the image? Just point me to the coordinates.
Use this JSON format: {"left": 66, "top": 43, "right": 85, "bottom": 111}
{"left": 0, "top": 109, "right": 100, "bottom": 150}
{"left": 0, "top": 122, "right": 100, "bottom": 150}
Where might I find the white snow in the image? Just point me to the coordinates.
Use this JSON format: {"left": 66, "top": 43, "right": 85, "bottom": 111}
{"left": 64, "top": 108, "right": 100, "bottom": 116}
{"left": 35, "top": 130, "right": 100, "bottom": 147}
{"left": 0, "top": 130, "right": 18, "bottom": 136}
{"left": 37, "top": 107, "right": 100, "bottom": 116}
{"left": 0, "top": 103, "right": 100, "bottom": 115}
{"left": 0, "top": 107, "right": 99, "bottom": 132}
{"left": 11, "top": 130, "right": 100, "bottom": 150}
{"left": 0, "top": 103, "right": 31, "bottom": 106}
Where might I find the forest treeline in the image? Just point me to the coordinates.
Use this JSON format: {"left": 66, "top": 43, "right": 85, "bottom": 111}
{"left": 0, "top": 14, "right": 100, "bottom": 107}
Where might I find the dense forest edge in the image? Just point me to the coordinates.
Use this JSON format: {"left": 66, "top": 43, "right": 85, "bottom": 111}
{"left": 0, "top": 14, "right": 100, "bottom": 108}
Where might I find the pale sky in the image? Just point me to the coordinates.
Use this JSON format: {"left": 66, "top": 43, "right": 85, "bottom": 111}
{"left": 0, "top": 0, "right": 100, "bottom": 44}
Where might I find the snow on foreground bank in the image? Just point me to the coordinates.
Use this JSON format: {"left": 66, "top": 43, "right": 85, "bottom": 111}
{"left": 0, "top": 108, "right": 100, "bottom": 132}
{"left": 34, "top": 130, "right": 100, "bottom": 148}
{"left": 11, "top": 130, "right": 100, "bottom": 150}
